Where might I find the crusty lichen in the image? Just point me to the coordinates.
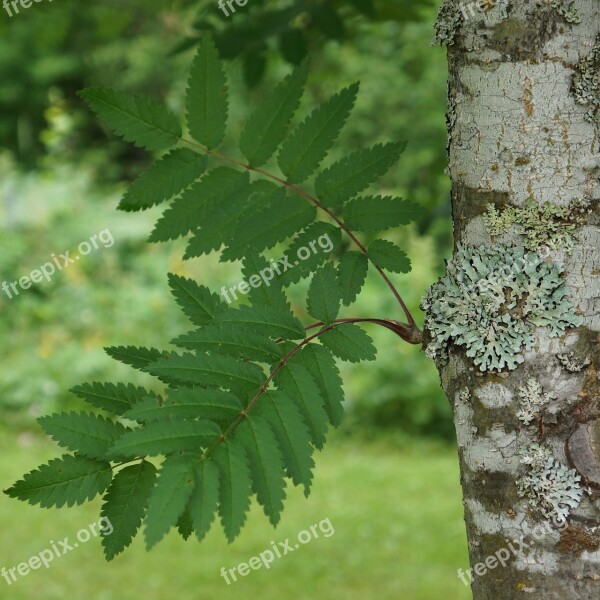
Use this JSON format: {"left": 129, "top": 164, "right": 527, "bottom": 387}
{"left": 484, "top": 199, "right": 591, "bottom": 254}
{"left": 516, "top": 378, "right": 556, "bottom": 425}
{"left": 551, "top": 0, "right": 582, "bottom": 25}
{"left": 421, "top": 243, "right": 583, "bottom": 372}
{"left": 518, "top": 443, "right": 583, "bottom": 521}
{"left": 432, "top": 0, "right": 463, "bottom": 47}
{"left": 573, "top": 36, "right": 600, "bottom": 124}
{"left": 557, "top": 350, "right": 591, "bottom": 372}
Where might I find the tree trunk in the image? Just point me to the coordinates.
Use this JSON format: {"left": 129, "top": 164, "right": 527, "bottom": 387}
{"left": 427, "top": 1, "right": 600, "bottom": 598}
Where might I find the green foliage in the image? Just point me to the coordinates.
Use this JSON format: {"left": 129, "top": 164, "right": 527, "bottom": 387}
{"left": 38, "top": 412, "right": 128, "bottom": 459}
{"left": 7, "top": 35, "right": 426, "bottom": 556}
{"left": 367, "top": 239, "right": 412, "bottom": 274}
{"left": 320, "top": 323, "right": 377, "bottom": 363}
{"left": 145, "top": 454, "right": 196, "bottom": 549}
{"left": 315, "top": 142, "right": 405, "bottom": 206}
{"left": 307, "top": 263, "right": 341, "bottom": 324}
{"left": 278, "top": 83, "right": 359, "bottom": 183}
{"left": 186, "top": 35, "right": 228, "bottom": 150}
{"left": 79, "top": 89, "right": 182, "bottom": 151}
{"left": 6, "top": 454, "right": 112, "bottom": 508}
{"left": 101, "top": 461, "right": 157, "bottom": 560}
{"left": 344, "top": 196, "right": 425, "bottom": 231}
{"left": 119, "top": 149, "right": 208, "bottom": 212}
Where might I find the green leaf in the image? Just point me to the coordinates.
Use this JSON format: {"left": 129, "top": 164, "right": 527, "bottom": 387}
{"left": 242, "top": 252, "right": 291, "bottom": 311}
{"left": 168, "top": 274, "right": 227, "bottom": 326}
{"left": 213, "top": 441, "right": 252, "bottom": 543}
{"left": 336, "top": 251, "right": 368, "bottom": 306}
{"left": 191, "top": 460, "right": 220, "bottom": 542}
{"left": 69, "top": 382, "right": 159, "bottom": 416}
{"left": 124, "top": 389, "right": 243, "bottom": 423}
{"left": 298, "top": 345, "right": 345, "bottom": 427}
{"left": 276, "top": 222, "right": 340, "bottom": 286}
{"left": 257, "top": 392, "right": 315, "bottom": 496}
{"left": 145, "top": 454, "right": 196, "bottom": 549}
{"left": 343, "top": 196, "right": 424, "bottom": 231}
{"left": 220, "top": 190, "right": 316, "bottom": 262}
{"left": 213, "top": 304, "right": 306, "bottom": 340}
{"left": 307, "top": 263, "right": 340, "bottom": 324}
{"left": 79, "top": 88, "right": 181, "bottom": 151}
{"left": 38, "top": 412, "right": 128, "bottom": 459}
{"left": 319, "top": 323, "right": 376, "bottom": 363}
{"left": 177, "top": 505, "right": 194, "bottom": 541}
{"left": 110, "top": 420, "right": 221, "bottom": 457}
{"left": 101, "top": 461, "right": 157, "bottom": 560}
{"left": 119, "top": 149, "right": 207, "bottom": 212}
{"left": 240, "top": 60, "right": 308, "bottom": 166}
{"left": 235, "top": 416, "right": 286, "bottom": 526}
{"left": 274, "top": 363, "right": 328, "bottom": 449}
{"left": 186, "top": 35, "right": 228, "bottom": 149}
{"left": 367, "top": 239, "right": 411, "bottom": 273}
{"left": 172, "top": 325, "right": 283, "bottom": 363}
{"left": 278, "top": 83, "right": 359, "bottom": 183}
{"left": 146, "top": 353, "right": 265, "bottom": 392}
{"left": 5, "top": 455, "right": 112, "bottom": 509}
{"left": 104, "top": 346, "right": 164, "bottom": 371}
{"left": 150, "top": 168, "right": 249, "bottom": 243}
{"left": 314, "top": 142, "right": 405, "bottom": 206}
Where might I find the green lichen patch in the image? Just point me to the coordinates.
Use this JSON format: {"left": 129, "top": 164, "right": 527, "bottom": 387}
{"left": 517, "top": 443, "right": 583, "bottom": 521}
{"left": 573, "top": 37, "right": 600, "bottom": 124}
{"left": 421, "top": 243, "right": 583, "bottom": 372}
{"left": 551, "top": 0, "right": 582, "bottom": 25}
{"left": 484, "top": 199, "right": 591, "bottom": 253}
{"left": 517, "top": 378, "right": 556, "bottom": 425}
{"left": 432, "top": 0, "right": 463, "bottom": 47}
{"left": 557, "top": 350, "right": 591, "bottom": 372}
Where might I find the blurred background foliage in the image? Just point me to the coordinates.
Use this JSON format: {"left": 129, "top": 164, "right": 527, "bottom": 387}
{"left": 0, "top": 2, "right": 471, "bottom": 599}
{"left": 0, "top": 0, "right": 453, "bottom": 439}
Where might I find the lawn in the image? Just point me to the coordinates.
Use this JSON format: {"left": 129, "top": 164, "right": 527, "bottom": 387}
{"left": 0, "top": 429, "right": 470, "bottom": 600}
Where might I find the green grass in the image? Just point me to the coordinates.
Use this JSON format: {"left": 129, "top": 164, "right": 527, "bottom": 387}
{"left": 0, "top": 430, "right": 470, "bottom": 600}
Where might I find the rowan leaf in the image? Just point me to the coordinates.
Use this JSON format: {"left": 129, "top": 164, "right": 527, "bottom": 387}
{"left": 5, "top": 455, "right": 112, "bottom": 509}
{"left": 337, "top": 251, "right": 368, "bottom": 306}
{"left": 319, "top": 323, "right": 377, "bottom": 363}
{"left": 344, "top": 196, "right": 424, "bottom": 231}
{"left": 368, "top": 239, "right": 411, "bottom": 273}
{"left": 307, "top": 263, "right": 340, "bottom": 324}
{"left": 298, "top": 345, "right": 345, "bottom": 427}
{"left": 104, "top": 346, "right": 164, "bottom": 371}
{"left": 145, "top": 454, "right": 196, "bottom": 549}
{"left": 119, "top": 149, "right": 207, "bottom": 212}
{"left": 101, "top": 461, "right": 157, "bottom": 560}
{"left": 146, "top": 353, "right": 265, "bottom": 392}
{"left": 79, "top": 88, "right": 181, "bottom": 151}
{"left": 278, "top": 83, "right": 359, "bottom": 183}
{"left": 213, "top": 441, "right": 252, "bottom": 543}
{"left": 172, "top": 325, "right": 283, "bottom": 363}
{"left": 315, "top": 142, "right": 405, "bottom": 206}
{"left": 124, "top": 389, "right": 243, "bottom": 423}
{"left": 38, "top": 412, "right": 128, "bottom": 459}
{"left": 274, "top": 363, "right": 328, "bottom": 449}
{"left": 186, "top": 35, "right": 228, "bottom": 149}
{"left": 235, "top": 416, "right": 286, "bottom": 526}
{"left": 110, "top": 420, "right": 221, "bottom": 457}
{"left": 69, "top": 382, "right": 159, "bottom": 416}
{"left": 191, "top": 459, "right": 220, "bottom": 542}
{"left": 240, "top": 60, "right": 308, "bottom": 166}
{"left": 256, "top": 392, "right": 315, "bottom": 496}
{"left": 168, "top": 273, "right": 227, "bottom": 326}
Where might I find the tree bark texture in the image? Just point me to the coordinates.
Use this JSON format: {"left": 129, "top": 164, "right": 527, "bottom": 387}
{"left": 428, "top": 1, "right": 600, "bottom": 598}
